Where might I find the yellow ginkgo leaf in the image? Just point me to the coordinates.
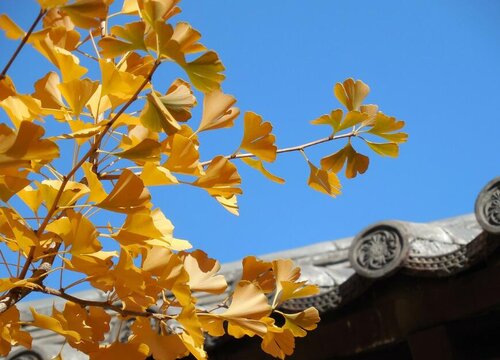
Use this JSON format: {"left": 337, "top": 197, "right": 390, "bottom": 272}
{"left": 192, "top": 156, "right": 242, "bottom": 198}
{"left": 158, "top": 78, "right": 197, "bottom": 122}
{"left": 241, "top": 157, "right": 284, "bottom": 184}
{"left": 30, "top": 306, "right": 81, "bottom": 344}
{"left": 272, "top": 259, "right": 319, "bottom": 307}
{"left": 60, "top": 0, "right": 108, "bottom": 29}
{"left": 241, "top": 256, "right": 275, "bottom": 293}
{"left": 320, "top": 143, "right": 369, "bottom": 179}
{"left": 164, "top": 134, "right": 202, "bottom": 176}
{"left": 306, "top": 161, "right": 341, "bottom": 198}
{"left": 86, "top": 84, "right": 112, "bottom": 119}
{"left": 0, "top": 121, "right": 59, "bottom": 168}
{"left": 81, "top": 162, "right": 107, "bottom": 203}
{"left": 17, "top": 185, "right": 43, "bottom": 213}
{"left": 51, "top": 47, "right": 87, "bottom": 82}
{"left": 115, "top": 138, "right": 161, "bottom": 162}
{"left": 197, "top": 90, "right": 239, "bottom": 133}
{"left": 53, "top": 120, "right": 105, "bottom": 145}
{"left": 213, "top": 194, "right": 239, "bottom": 216}
{"left": 0, "top": 278, "right": 38, "bottom": 292}
{"left": 140, "top": 162, "right": 179, "bottom": 186}
{"left": 336, "top": 110, "right": 369, "bottom": 132}
{"left": 0, "top": 95, "right": 43, "bottom": 128}
{"left": 58, "top": 78, "right": 99, "bottom": 117}
{"left": 140, "top": 91, "right": 181, "bottom": 135}
{"left": 91, "top": 342, "right": 150, "bottom": 360}
{"left": 37, "top": 0, "right": 68, "bottom": 8}
{"left": 118, "top": 52, "right": 156, "bottom": 77}
{"left": 310, "top": 109, "right": 343, "bottom": 134}
{"left": 172, "top": 22, "right": 206, "bottom": 54}
{"left": 46, "top": 210, "right": 101, "bottom": 255}
{"left": 99, "top": 21, "right": 147, "bottom": 58}
{"left": 0, "top": 14, "right": 24, "bottom": 40}
{"left": 99, "top": 59, "right": 146, "bottom": 106}
{"left": 39, "top": 179, "right": 89, "bottom": 209}
{"left": 33, "top": 72, "right": 65, "bottom": 109}
{"left": 177, "top": 304, "right": 207, "bottom": 358}
{"left": 0, "top": 75, "right": 16, "bottom": 101}
{"left": 97, "top": 169, "right": 151, "bottom": 213}
{"left": 0, "top": 306, "right": 31, "bottom": 357}
{"left": 181, "top": 250, "right": 227, "bottom": 294}
{"left": 282, "top": 307, "right": 320, "bottom": 338}
{"left": 0, "top": 207, "right": 37, "bottom": 254}
{"left": 365, "top": 140, "right": 399, "bottom": 157}
{"left": 260, "top": 324, "right": 295, "bottom": 360}
{"left": 0, "top": 168, "right": 30, "bottom": 202}
{"left": 138, "top": 0, "right": 180, "bottom": 30}
{"left": 240, "top": 112, "right": 277, "bottom": 162}
{"left": 334, "top": 78, "right": 370, "bottom": 111}
{"left": 368, "top": 112, "right": 408, "bottom": 143}
{"left": 181, "top": 51, "right": 225, "bottom": 93}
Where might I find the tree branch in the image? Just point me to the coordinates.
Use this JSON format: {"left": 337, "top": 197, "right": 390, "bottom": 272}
{"left": 0, "top": 8, "right": 47, "bottom": 79}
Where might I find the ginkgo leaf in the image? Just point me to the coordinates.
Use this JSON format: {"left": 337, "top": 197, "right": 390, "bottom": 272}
{"left": 99, "top": 59, "right": 146, "bottom": 106}
{"left": 197, "top": 90, "right": 239, "bottom": 133}
{"left": 0, "top": 75, "right": 16, "bottom": 101}
{"left": 172, "top": 22, "right": 206, "bottom": 54}
{"left": 140, "top": 91, "right": 181, "bottom": 134}
{"left": 51, "top": 47, "right": 87, "bottom": 82}
{"left": 58, "top": 78, "right": 99, "bottom": 116}
{"left": 176, "top": 304, "right": 207, "bottom": 359}
{"left": 86, "top": 84, "right": 112, "bottom": 119}
{"left": 138, "top": 0, "right": 181, "bottom": 29}
{"left": 46, "top": 210, "right": 101, "bottom": 255}
{"left": 181, "top": 250, "right": 227, "bottom": 294}
{"left": 367, "top": 112, "right": 408, "bottom": 143}
{"left": 0, "top": 168, "right": 30, "bottom": 202}
{"left": 365, "top": 140, "right": 399, "bottom": 157}
{"left": 64, "top": 251, "right": 116, "bottom": 291}
{"left": 241, "top": 256, "right": 275, "bottom": 293}
{"left": 99, "top": 21, "right": 147, "bottom": 58}
{"left": 181, "top": 51, "right": 225, "bottom": 93}
{"left": 37, "top": 0, "right": 69, "bottom": 9}
{"left": 30, "top": 306, "right": 81, "bottom": 344}
{"left": 60, "top": 0, "right": 108, "bottom": 29}
{"left": 115, "top": 138, "right": 161, "bottom": 162}
{"left": 272, "top": 259, "right": 319, "bottom": 307}
{"left": 39, "top": 180, "right": 90, "bottom": 209}
{"left": 282, "top": 307, "right": 320, "bottom": 338}
{"left": 241, "top": 158, "right": 284, "bottom": 184}
{"left": 310, "top": 109, "right": 343, "bottom": 134}
{"left": 240, "top": 112, "right": 277, "bottom": 162}
{"left": 33, "top": 72, "right": 65, "bottom": 109}
{"left": 97, "top": 169, "right": 151, "bottom": 213}
{"left": 0, "top": 95, "right": 43, "bottom": 128}
{"left": 158, "top": 78, "right": 197, "bottom": 122}
{"left": 17, "top": 185, "right": 43, "bottom": 213}
{"left": 336, "top": 110, "right": 369, "bottom": 132}
{"left": 0, "top": 14, "right": 24, "bottom": 40}
{"left": 320, "top": 143, "right": 369, "bottom": 179}
{"left": 140, "top": 162, "right": 179, "bottom": 186}
{"left": 0, "top": 306, "right": 31, "bottom": 357}
{"left": 164, "top": 134, "right": 202, "bottom": 176}
{"left": 307, "top": 161, "right": 341, "bottom": 197}
{"left": 91, "top": 341, "right": 150, "bottom": 360}
{"left": 0, "top": 121, "right": 59, "bottom": 168}
{"left": 0, "top": 207, "right": 37, "bottom": 254}
{"left": 334, "top": 78, "right": 370, "bottom": 111}
{"left": 118, "top": 52, "right": 155, "bottom": 77}
{"left": 213, "top": 194, "right": 239, "bottom": 216}
{"left": 52, "top": 120, "right": 105, "bottom": 144}
{"left": 0, "top": 278, "right": 38, "bottom": 292}
{"left": 261, "top": 320, "right": 295, "bottom": 360}
{"left": 131, "top": 318, "right": 189, "bottom": 360}
{"left": 192, "top": 156, "right": 242, "bottom": 198}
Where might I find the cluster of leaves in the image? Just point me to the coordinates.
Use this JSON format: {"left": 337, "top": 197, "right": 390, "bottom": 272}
{"left": 0, "top": 0, "right": 407, "bottom": 359}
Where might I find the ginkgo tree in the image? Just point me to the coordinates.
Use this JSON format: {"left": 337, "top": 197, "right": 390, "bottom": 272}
{"left": 0, "top": 0, "right": 407, "bottom": 359}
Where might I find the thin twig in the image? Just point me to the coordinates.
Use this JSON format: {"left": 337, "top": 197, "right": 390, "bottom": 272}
{"left": 0, "top": 8, "right": 47, "bottom": 79}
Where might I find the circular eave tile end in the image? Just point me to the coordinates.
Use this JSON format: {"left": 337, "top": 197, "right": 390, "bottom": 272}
{"left": 348, "top": 222, "right": 409, "bottom": 279}
{"left": 475, "top": 177, "right": 500, "bottom": 235}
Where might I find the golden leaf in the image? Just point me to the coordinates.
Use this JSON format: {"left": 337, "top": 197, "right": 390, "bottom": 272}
{"left": 0, "top": 14, "right": 24, "bottom": 40}
{"left": 307, "top": 161, "right": 341, "bottom": 197}
{"left": 181, "top": 51, "right": 225, "bottom": 93}
{"left": 51, "top": 47, "right": 87, "bottom": 82}
{"left": 192, "top": 156, "right": 242, "bottom": 198}
{"left": 115, "top": 138, "right": 161, "bottom": 162}
{"left": 336, "top": 110, "right": 369, "bottom": 132}
{"left": 310, "top": 109, "right": 343, "bottom": 134}
{"left": 99, "top": 21, "right": 147, "bottom": 58}
{"left": 365, "top": 140, "right": 399, "bottom": 157}
{"left": 17, "top": 185, "right": 43, "bottom": 213}
{"left": 99, "top": 59, "right": 146, "bottom": 107}
{"left": 177, "top": 304, "right": 207, "bottom": 360}
{"left": 30, "top": 306, "right": 81, "bottom": 344}
{"left": 138, "top": 0, "right": 180, "bottom": 29}
{"left": 334, "top": 78, "right": 370, "bottom": 111}
{"left": 90, "top": 341, "right": 150, "bottom": 360}
{"left": 140, "top": 162, "right": 179, "bottom": 186}
{"left": 53, "top": 120, "right": 105, "bottom": 144}
{"left": 58, "top": 78, "right": 99, "bottom": 116}
{"left": 140, "top": 91, "right": 181, "bottom": 135}
{"left": 320, "top": 143, "right": 369, "bottom": 179}
{"left": 0, "top": 121, "right": 59, "bottom": 168}
{"left": 282, "top": 307, "right": 320, "bottom": 337}
{"left": 164, "top": 134, "right": 202, "bottom": 176}
{"left": 172, "top": 22, "right": 206, "bottom": 54}
{"left": 97, "top": 169, "right": 151, "bottom": 213}
{"left": 0, "top": 278, "right": 38, "bottom": 292}
{"left": 197, "top": 90, "right": 238, "bottom": 133}
{"left": 60, "top": 0, "right": 108, "bottom": 29}
{"left": 240, "top": 112, "right": 277, "bottom": 162}
{"left": 368, "top": 112, "right": 408, "bottom": 143}
{"left": 64, "top": 251, "right": 116, "bottom": 291}
{"left": 0, "top": 75, "right": 16, "bottom": 101}
{"left": 241, "top": 256, "right": 275, "bottom": 293}
{"left": 46, "top": 210, "right": 101, "bottom": 255}
{"left": 261, "top": 322, "right": 295, "bottom": 360}
{"left": 39, "top": 179, "right": 89, "bottom": 209}
{"left": 272, "top": 259, "right": 319, "bottom": 307}
{"left": 37, "top": 0, "right": 68, "bottom": 8}
{"left": 118, "top": 52, "right": 155, "bottom": 77}
{"left": 0, "top": 95, "right": 43, "bottom": 128}
{"left": 33, "top": 72, "right": 65, "bottom": 109}
{"left": 213, "top": 194, "right": 239, "bottom": 216}
{"left": 0, "top": 168, "right": 30, "bottom": 202}
{"left": 0, "top": 306, "right": 32, "bottom": 356}
{"left": 181, "top": 250, "right": 227, "bottom": 294}
{"left": 241, "top": 158, "right": 284, "bottom": 184}
{"left": 158, "top": 79, "right": 197, "bottom": 122}
{"left": 0, "top": 208, "right": 38, "bottom": 254}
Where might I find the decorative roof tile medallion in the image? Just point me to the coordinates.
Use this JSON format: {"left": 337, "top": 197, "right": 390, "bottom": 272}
{"left": 475, "top": 177, "right": 500, "bottom": 234}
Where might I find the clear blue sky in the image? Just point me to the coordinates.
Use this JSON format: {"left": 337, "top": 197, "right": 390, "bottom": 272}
{"left": 1, "top": 0, "right": 499, "bottom": 266}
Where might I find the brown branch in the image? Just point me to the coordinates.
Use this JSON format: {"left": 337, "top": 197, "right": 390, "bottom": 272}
{"left": 34, "top": 286, "right": 171, "bottom": 320}
{"left": 0, "top": 60, "right": 161, "bottom": 313}
{"left": 0, "top": 8, "right": 47, "bottom": 79}
{"left": 200, "top": 131, "right": 356, "bottom": 166}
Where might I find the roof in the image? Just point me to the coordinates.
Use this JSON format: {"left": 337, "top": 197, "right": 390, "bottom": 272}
{"left": 9, "top": 177, "right": 500, "bottom": 360}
